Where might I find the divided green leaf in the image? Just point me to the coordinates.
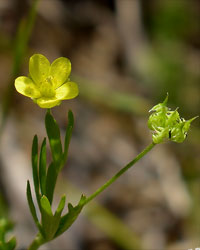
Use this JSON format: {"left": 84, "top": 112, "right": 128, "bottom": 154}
{"left": 55, "top": 195, "right": 66, "bottom": 216}
{"left": 45, "top": 162, "right": 58, "bottom": 204}
{"left": 26, "top": 181, "right": 45, "bottom": 237}
{"left": 40, "top": 195, "right": 66, "bottom": 241}
{"left": 40, "top": 195, "right": 54, "bottom": 240}
{"left": 31, "top": 135, "right": 41, "bottom": 209}
{"left": 26, "top": 180, "right": 39, "bottom": 224}
{"left": 51, "top": 195, "right": 66, "bottom": 238}
{"left": 45, "top": 112, "right": 63, "bottom": 165}
{"left": 61, "top": 110, "right": 74, "bottom": 170}
{"left": 55, "top": 194, "right": 86, "bottom": 237}
{"left": 39, "top": 138, "right": 47, "bottom": 195}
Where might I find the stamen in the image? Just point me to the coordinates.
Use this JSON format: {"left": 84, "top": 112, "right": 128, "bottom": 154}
{"left": 40, "top": 78, "right": 56, "bottom": 98}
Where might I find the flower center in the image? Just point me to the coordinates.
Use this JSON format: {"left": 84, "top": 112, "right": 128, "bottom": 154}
{"left": 40, "top": 77, "right": 55, "bottom": 98}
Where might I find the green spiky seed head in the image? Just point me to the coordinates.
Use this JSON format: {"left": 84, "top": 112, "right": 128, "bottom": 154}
{"left": 148, "top": 95, "right": 197, "bottom": 144}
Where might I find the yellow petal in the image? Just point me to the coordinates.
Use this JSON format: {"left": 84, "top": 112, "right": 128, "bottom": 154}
{"left": 55, "top": 81, "right": 79, "bottom": 100}
{"left": 15, "top": 76, "right": 41, "bottom": 98}
{"left": 50, "top": 57, "right": 71, "bottom": 89}
{"left": 29, "top": 54, "right": 50, "bottom": 84}
{"left": 36, "top": 97, "right": 61, "bottom": 108}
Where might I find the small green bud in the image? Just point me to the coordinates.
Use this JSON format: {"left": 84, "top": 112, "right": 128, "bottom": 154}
{"left": 148, "top": 95, "right": 197, "bottom": 144}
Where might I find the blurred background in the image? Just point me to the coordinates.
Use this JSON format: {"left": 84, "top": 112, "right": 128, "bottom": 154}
{"left": 0, "top": 0, "right": 200, "bottom": 249}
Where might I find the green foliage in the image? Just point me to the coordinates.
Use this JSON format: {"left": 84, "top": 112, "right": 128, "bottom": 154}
{"left": 55, "top": 195, "right": 86, "bottom": 237}
{"left": 44, "top": 110, "right": 74, "bottom": 203}
{"left": 0, "top": 219, "right": 16, "bottom": 250}
{"left": 26, "top": 181, "right": 44, "bottom": 236}
{"left": 31, "top": 135, "right": 41, "bottom": 210}
{"left": 27, "top": 110, "right": 87, "bottom": 248}
{"left": 26, "top": 181, "right": 39, "bottom": 226}
{"left": 62, "top": 110, "right": 74, "bottom": 168}
{"left": 45, "top": 162, "right": 57, "bottom": 205}
{"left": 39, "top": 138, "right": 47, "bottom": 196}
{"left": 45, "top": 111, "right": 63, "bottom": 165}
{"left": 40, "top": 195, "right": 55, "bottom": 240}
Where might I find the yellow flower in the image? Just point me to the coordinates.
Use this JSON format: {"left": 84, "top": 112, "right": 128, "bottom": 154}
{"left": 15, "top": 54, "right": 79, "bottom": 108}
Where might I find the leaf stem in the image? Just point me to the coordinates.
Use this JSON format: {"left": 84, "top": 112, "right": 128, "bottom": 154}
{"left": 83, "top": 142, "right": 156, "bottom": 205}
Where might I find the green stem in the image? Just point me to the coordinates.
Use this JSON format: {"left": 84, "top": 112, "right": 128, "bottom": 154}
{"left": 47, "top": 108, "right": 51, "bottom": 114}
{"left": 84, "top": 142, "right": 155, "bottom": 205}
{"left": 28, "top": 234, "right": 45, "bottom": 250}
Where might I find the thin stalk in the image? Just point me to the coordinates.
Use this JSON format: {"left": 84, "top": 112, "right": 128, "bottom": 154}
{"left": 27, "top": 142, "right": 155, "bottom": 250}
{"left": 84, "top": 142, "right": 155, "bottom": 205}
